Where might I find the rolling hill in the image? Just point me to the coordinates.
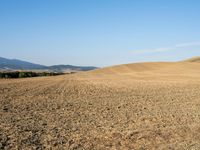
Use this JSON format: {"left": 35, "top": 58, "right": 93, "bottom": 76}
{"left": 88, "top": 57, "right": 200, "bottom": 77}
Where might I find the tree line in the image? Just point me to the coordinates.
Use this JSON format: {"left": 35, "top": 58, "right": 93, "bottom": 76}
{"left": 0, "top": 71, "right": 65, "bottom": 78}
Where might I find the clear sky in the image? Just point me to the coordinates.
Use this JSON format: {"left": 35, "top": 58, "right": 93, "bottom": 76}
{"left": 1, "top": 0, "right": 200, "bottom": 67}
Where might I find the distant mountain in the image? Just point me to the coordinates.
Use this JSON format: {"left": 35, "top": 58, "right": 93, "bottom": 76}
{"left": 48, "top": 65, "right": 97, "bottom": 72}
{"left": 0, "top": 57, "right": 46, "bottom": 70}
{"left": 0, "top": 57, "right": 98, "bottom": 72}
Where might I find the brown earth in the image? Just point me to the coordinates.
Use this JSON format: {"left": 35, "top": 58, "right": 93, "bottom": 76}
{"left": 1, "top": 59, "right": 200, "bottom": 149}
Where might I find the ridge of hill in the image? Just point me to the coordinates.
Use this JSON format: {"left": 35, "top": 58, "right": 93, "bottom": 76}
{"left": 183, "top": 56, "right": 200, "bottom": 62}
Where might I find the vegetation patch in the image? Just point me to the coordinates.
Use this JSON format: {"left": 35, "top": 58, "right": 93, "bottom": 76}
{"left": 0, "top": 71, "right": 65, "bottom": 78}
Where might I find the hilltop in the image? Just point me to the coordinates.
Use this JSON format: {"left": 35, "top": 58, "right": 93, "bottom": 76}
{"left": 183, "top": 56, "right": 200, "bottom": 62}
{"left": 88, "top": 57, "right": 200, "bottom": 77}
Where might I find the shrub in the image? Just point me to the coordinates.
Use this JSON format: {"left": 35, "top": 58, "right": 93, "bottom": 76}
{"left": 19, "top": 72, "right": 26, "bottom": 78}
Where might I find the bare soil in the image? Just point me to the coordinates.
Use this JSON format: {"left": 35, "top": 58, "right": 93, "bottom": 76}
{"left": 1, "top": 62, "right": 200, "bottom": 149}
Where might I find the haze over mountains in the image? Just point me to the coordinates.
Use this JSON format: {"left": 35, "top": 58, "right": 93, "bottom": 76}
{"left": 0, "top": 57, "right": 97, "bottom": 72}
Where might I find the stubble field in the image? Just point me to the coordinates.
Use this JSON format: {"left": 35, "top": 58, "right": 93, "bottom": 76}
{"left": 1, "top": 61, "right": 200, "bottom": 149}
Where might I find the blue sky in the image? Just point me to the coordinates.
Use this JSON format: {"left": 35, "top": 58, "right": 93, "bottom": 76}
{"left": 1, "top": 0, "right": 200, "bottom": 67}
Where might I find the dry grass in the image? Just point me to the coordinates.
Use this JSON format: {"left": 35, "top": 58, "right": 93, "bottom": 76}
{"left": 1, "top": 61, "right": 200, "bottom": 149}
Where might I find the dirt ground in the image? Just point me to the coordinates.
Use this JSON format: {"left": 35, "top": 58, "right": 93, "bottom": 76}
{"left": 1, "top": 62, "right": 200, "bottom": 150}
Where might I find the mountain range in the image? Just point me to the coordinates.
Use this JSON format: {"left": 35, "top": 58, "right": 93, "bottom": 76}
{"left": 0, "top": 57, "right": 97, "bottom": 72}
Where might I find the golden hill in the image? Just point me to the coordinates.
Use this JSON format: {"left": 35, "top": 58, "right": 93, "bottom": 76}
{"left": 86, "top": 59, "right": 200, "bottom": 80}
